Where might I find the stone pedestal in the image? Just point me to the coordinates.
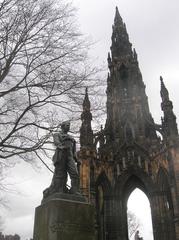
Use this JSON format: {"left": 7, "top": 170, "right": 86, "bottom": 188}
{"left": 33, "top": 195, "right": 95, "bottom": 240}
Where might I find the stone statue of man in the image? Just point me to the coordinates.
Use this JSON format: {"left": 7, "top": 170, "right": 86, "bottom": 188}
{"left": 52, "top": 121, "right": 80, "bottom": 194}
{"left": 43, "top": 121, "right": 80, "bottom": 198}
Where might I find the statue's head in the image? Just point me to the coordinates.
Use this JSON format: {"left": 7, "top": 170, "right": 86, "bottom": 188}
{"left": 61, "top": 121, "right": 70, "bottom": 133}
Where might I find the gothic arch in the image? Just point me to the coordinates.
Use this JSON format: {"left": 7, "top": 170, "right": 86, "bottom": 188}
{"left": 118, "top": 63, "right": 128, "bottom": 80}
{"left": 157, "top": 167, "right": 174, "bottom": 212}
{"left": 121, "top": 174, "right": 148, "bottom": 202}
{"left": 114, "top": 167, "right": 154, "bottom": 197}
{"left": 113, "top": 170, "right": 155, "bottom": 240}
{"left": 96, "top": 172, "right": 112, "bottom": 240}
{"left": 124, "top": 121, "right": 135, "bottom": 141}
{"left": 96, "top": 171, "right": 111, "bottom": 196}
{"left": 154, "top": 167, "right": 175, "bottom": 239}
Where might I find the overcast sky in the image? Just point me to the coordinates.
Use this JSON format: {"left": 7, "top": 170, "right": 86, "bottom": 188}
{"left": 1, "top": 0, "right": 179, "bottom": 239}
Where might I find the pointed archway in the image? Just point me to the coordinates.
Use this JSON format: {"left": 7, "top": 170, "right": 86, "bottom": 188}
{"left": 112, "top": 169, "right": 176, "bottom": 240}
{"left": 127, "top": 188, "right": 153, "bottom": 240}
{"left": 114, "top": 172, "right": 155, "bottom": 240}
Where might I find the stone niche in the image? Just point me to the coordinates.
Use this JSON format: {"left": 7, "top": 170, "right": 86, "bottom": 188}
{"left": 33, "top": 197, "right": 95, "bottom": 240}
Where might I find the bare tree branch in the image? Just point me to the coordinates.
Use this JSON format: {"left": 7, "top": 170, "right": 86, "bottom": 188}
{"left": 0, "top": 0, "right": 97, "bottom": 164}
{"left": 127, "top": 210, "right": 140, "bottom": 239}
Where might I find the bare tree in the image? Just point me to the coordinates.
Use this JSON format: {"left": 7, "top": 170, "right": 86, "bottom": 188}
{"left": 127, "top": 210, "right": 140, "bottom": 239}
{"left": 0, "top": 0, "right": 96, "bottom": 164}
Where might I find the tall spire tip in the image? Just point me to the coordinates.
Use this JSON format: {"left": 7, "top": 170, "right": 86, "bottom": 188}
{"left": 160, "top": 76, "right": 163, "bottom": 83}
{"left": 114, "top": 6, "right": 122, "bottom": 23}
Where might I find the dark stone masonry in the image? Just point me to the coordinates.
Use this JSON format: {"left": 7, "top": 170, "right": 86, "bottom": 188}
{"left": 79, "top": 6, "right": 179, "bottom": 240}
{"left": 33, "top": 198, "right": 95, "bottom": 240}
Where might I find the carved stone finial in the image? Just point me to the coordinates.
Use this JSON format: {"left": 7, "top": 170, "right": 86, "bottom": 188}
{"left": 80, "top": 88, "right": 93, "bottom": 148}
{"left": 160, "top": 76, "right": 169, "bottom": 102}
{"left": 160, "top": 76, "right": 178, "bottom": 138}
{"left": 160, "top": 75, "right": 163, "bottom": 82}
{"left": 83, "top": 87, "right": 90, "bottom": 111}
{"left": 115, "top": 6, "right": 122, "bottom": 24}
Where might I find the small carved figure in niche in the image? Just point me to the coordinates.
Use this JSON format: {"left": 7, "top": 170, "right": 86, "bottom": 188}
{"left": 43, "top": 121, "right": 80, "bottom": 198}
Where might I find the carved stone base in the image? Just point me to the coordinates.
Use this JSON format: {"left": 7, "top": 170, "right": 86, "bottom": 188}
{"left": 42, "top": 192, "right": 86, "bottom": 204}
{"left": 33, "top": 198, "right": 95, "bottom": 240}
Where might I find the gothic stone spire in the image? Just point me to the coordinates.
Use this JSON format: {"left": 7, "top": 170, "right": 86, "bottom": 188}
{"left": 105, "top": 7, "right": 157, "bottom": 145}
{"left": 160, "top": 76, "right": 170, "bottom": 103}
{"left": 160, "top": 76, "right": 178, "bottom": 139}
{"left": 111, "top": 7, "right": 132, "bottom": 60}
{"left": 80, "top": 88, "right": 93, "bottom": 148}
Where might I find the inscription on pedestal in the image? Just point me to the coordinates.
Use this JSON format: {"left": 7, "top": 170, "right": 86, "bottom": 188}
{"left": 50, "top": 222, "right": 93, "bottom": 233}
{"left": 33, "top": 199, "right": 95, "bottom": 240}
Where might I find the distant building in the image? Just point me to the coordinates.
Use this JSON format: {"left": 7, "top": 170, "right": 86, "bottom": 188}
{"left": 0, "top": 233, "right": 20, "bottom": 240}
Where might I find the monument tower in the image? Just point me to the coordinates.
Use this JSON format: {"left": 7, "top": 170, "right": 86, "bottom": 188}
{"left": 79, "top": 7, "right": 179, "bottom": 240}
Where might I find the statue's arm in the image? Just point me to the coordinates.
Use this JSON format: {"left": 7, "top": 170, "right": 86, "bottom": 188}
{"left": 53, "top": 132, "right": 63, "bottom": 148}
